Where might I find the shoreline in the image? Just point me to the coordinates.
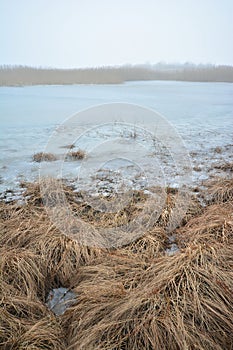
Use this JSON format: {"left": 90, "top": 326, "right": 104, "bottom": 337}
{"left": 1, "top": 64, "right": 233, "bottom": 86}
{"left": 1, "top": 79, "right": 233, "bottom": 88}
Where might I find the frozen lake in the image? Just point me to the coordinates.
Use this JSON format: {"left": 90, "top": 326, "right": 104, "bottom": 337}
{"left": 0, "top": 80, "right": 232, "bottom": 199}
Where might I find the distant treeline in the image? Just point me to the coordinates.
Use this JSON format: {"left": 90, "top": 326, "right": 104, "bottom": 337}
{"left": 0, "top": 64, "right": 233, "bottom": 86}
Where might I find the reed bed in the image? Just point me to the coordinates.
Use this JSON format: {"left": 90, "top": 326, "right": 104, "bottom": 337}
{"left": 0, "top": 176, "right": 232, "bottom": 349}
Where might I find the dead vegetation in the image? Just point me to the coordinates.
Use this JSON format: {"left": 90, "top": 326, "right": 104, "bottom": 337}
{"left": 214, "top": 146, "right": 222, "bottom": 154}
{"left": 210, "top": 161, "right": 233, "bottom": 173}
{"left": 66, "top": 149, "right": 86, "bottom": 160}
{"left": 176, "top": 202, "right": 233, "bottom": 247}
{"left": 205, "top": 177, "right": 233, "bottom": 204}
{"left": 0, "top": 176, "right": 232, "bottom": 349}
{"left": 32, "top": 152, "right": 58, "bottom": 162}
{"left": 64, "top": 244, "right": 233, "bottom": 350}
{"left": 60, "top": 144, "right": 75, "bottom": 149}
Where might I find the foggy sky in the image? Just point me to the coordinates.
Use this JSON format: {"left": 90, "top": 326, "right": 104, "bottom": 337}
{"left": 0, "top": 0, "right": 232, "bottom": 68}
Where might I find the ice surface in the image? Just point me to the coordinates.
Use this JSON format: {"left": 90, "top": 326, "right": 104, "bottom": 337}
{"left": 1, "top": 81, "right": 232, "bottom": 198}
{"left": 46, "top": 287, "right": 77, "bottom": 316}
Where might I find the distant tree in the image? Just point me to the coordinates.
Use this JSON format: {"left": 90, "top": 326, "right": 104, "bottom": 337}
{"left": 0, "top": 64, "right": 233, "bottom": 86}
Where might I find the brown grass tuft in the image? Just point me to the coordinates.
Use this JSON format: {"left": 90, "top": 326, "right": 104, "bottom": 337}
{"left": 0, "top": 248, "right": 45, "bottom": 299}
{"left": 155, "top": 187, "right": 203, "bottom": 229}
{"left": 32, "top": 152, "right": 58, "bottom": 162}
{"left": 205, "top": 177, "right": 233, "bottom": 204}
{"left": 0, "top": 205, "right": 104, "bottom": 289}
{"left": 0, "top": 299, "right": 66, "bottom": 349}
{"left": 211, "top": 162, "right": 233, "bottom": 172}
{"left": 64, "top": 244, "right": 233, "bottom": 350}
{"left": 67, "top": 149, "right": 86, "bottom": 160}
{"left": 214, "top": 146, "right": 222, "bottom": 154}
{"left": 119, "top": 227, "right": 167, "bottom": 262}
{"left": 16, "top": 316, "right": 66, "bottom": 350}
{"left": 176, "top": 202, "right": 233, "bottom": 247}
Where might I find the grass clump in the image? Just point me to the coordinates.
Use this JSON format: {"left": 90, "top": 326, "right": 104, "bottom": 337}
{"left": 211, "top": 162, "right": 233, "bottom": 173}
{"left": 0, "top": 247, "right": 45, "bottom": 299}
{"left": 64, "top": 243, "right": 233, "bottom": 350}
{"left": 176, "top": 202, "right": 233, "bottom": 247}
{"left": 67, "top": 149, "right": 86, "bottom": 160}
{"left": 205, "top": 177, "right": 233, "bottom": 204}
{"left": 119, "top": 227, "right": 167, "bottom": 262}
{"left": 214, "top": 146, "right": 222, "bottom": 154}
{"left": 32, "top": 152, "right": 58, "bottom": 162}
{"left": 16, "top": 316, "right": 66, "bottom": 350}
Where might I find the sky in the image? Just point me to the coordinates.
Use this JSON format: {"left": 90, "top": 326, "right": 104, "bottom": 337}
{"left": 0, "top": 0, "right": 233, "bottom": 68}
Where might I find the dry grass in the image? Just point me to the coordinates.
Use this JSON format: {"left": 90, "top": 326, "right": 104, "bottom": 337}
{"left": 65, "top": 251, "right": 149, "bottom": 299}
{"left": 0, "top": 299, "right": 66, "bottom": 350}
{"left": 0, "top": 178, "right": 233, "bottom": 349}
{"left": 155, "top": 187, "right": 203, "bottom": 229}
{"left": 16, "top": 316, "right": 66, "bottom": 350}
{"left": 214, "top": 146, "right": 222, "bottom": 154}
{"left": 211, "top": 162, "right": 233, "bottom": 172}
{"left": 64, "top": 243, "right": 233, "bottom": 350}
{"left": 119, "top": 227, "right": 167, "bottom": 262}
{"left": 32, "top": 152, "right": 58, "bottom": 162}
{"left": 0, "top": 247, "right": 45, "bottom": 299}
{"left": 205, "top": 177, "right": 233, "bottom": 204}
{"left": 176, "top": 202, "right": 233, "bottom": 247}
{"left": 0, "top": 208, "right": 104, "bottom": 290}
{"left": 60, "top": 144, "right": 75, "bottom": 149}
{"left": 67, "top": 149, "right": 86, "bottom": 160}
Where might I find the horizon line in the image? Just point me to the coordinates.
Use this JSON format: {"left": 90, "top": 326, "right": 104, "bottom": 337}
{"left": 1, "top": 62, "right": 233, "bottom": 70}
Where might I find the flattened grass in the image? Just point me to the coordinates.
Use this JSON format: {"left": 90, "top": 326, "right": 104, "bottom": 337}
{"left": 0, "top": 176, "right": 232, "bottom": 349}
{"left": 205, "top": 177, "right": 233, "bottom": 204}
{"left": 64, "top": 243, "right": 233, "bottom": 350}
